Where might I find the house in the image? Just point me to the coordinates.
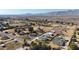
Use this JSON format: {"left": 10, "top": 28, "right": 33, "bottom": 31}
{"left": 1, "top": 36, "right": 9, "bottom": 40}
{"left": 28, "top": 33, "right": 37, "bottom": 39}
{"left": 52, "top": 36, "right": 66, "bottom": 46}
{"left": 0, "top": 24, "right": 4, "bottom": 31}
{"left": 38, "top": 32, "right": 53, "bottom": 40}
{"left": 15, "top": 28, "right": 21, "bottom": 33}
{"left": 19, "top": 31, "right": 26, "bottom": 35}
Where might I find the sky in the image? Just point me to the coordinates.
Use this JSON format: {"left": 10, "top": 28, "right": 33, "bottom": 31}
{"left": 0, "top": 9, "right": 69, "bottom": 15}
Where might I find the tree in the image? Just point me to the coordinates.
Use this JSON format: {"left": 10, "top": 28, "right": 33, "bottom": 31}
{"left": 31, "top": 41, "right": 37, "bottom": 46}
{"left": 31, "top": 44, "right": 51, "bottom": 50}
{"left": 22, "top": 39, "right": 30, "bottom": 48}
{"left": 28, "top": 26, "right": 34, "bottom": 33}
{"left": 6, "top": 23, "right": 9, "bottom": 27}
{"left": 78, "top": 32, "right": 79, "bottom": 35}
{"left": 69, "top": 43, "right": 79, "bottom": 50}
{"left": 71, "top": 23, "right": 74, "bottom": 26}
{"left": 30, "top": 41, "right": 51, "bottom": 50}
{"left": 72, "top": 33, "right": 77, "bottom": 42}
{"left": 77, "top": 28, "right": 79, "bottom": 31}
{"left": 56, "top": 21, "right": 59, "bottom": 23}
{"left": 23, "top": 38, "right": 27, "bottom": 44}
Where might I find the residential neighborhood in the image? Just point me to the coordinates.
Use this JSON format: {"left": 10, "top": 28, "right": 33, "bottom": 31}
{"left": 0, "top": 16, "right": 77, "bottom": 50}
{"left": 0, "top": 9, "right": 78, "bottom": 50}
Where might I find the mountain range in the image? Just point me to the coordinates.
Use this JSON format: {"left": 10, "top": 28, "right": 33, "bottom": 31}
{"left": 0, "top": 9, "right": 79, "bottom": 17}
{"left": 22, "top": 9, "right": 79, "bottom": 16}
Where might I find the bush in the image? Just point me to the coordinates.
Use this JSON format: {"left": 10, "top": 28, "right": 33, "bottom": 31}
{"left": 30, "top": 41, "right": 51, "bottom": 50}
{"left": 69, "top": 43, "right": 79, "bottom": 50}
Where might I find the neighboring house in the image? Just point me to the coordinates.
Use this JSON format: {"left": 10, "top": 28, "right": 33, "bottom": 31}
{"left": 0, "top": 24, "right": 4, "bottom": 31}
{"left": 52, "top": 37, "right": 66, "bottom": 46}
{"left": 28, "top": 33, "right": 37, "bottom": 39}
{"left": 1, "top": 36, "right": 9, "bottom": 40}
{"left": 38, "top": 32, "right": 53, "bottom": 40}
{"left": 19, "top": 31, "right": 25, "bottom": 35}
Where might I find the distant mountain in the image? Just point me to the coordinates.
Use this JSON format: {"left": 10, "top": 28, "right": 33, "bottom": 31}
{"left": 23, "top": 9, "right": 79, "bottom": 16}
{"left": 1, "top": 10, "right": 79, "bottom": 17}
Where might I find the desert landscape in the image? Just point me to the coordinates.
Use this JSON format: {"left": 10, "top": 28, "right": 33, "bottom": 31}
{"left": 0, "top": 9, "right": 78, "bottom": 50}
